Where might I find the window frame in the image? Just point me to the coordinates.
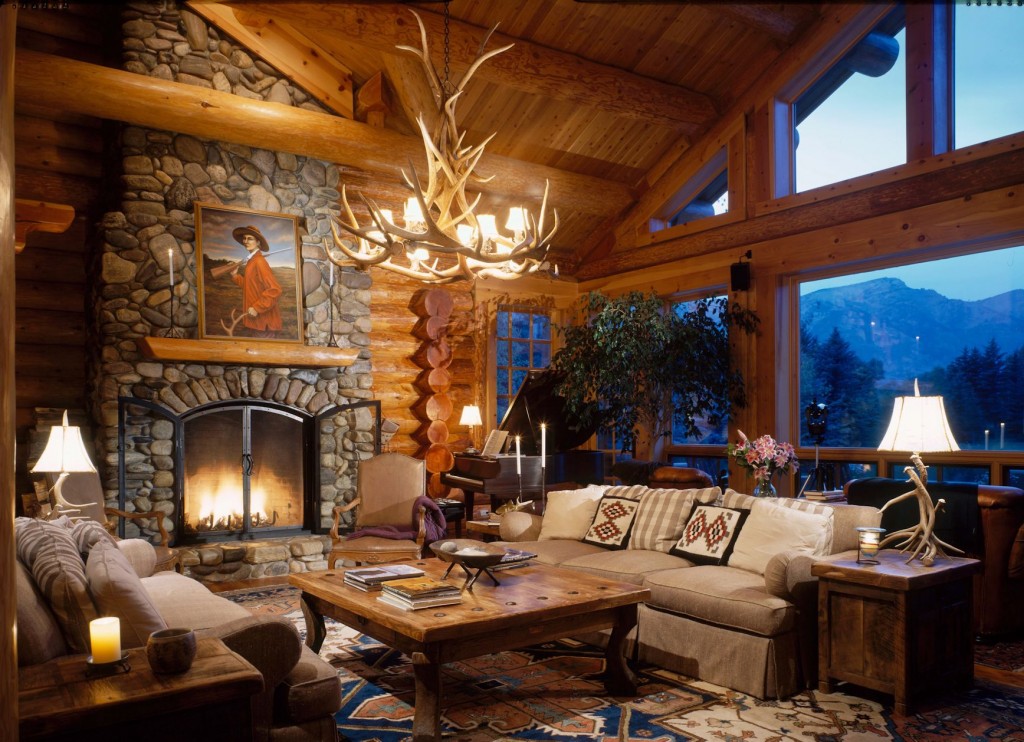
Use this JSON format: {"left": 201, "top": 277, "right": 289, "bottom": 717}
{"left": 492, "top": 303, "right": 552, "bottom": 429}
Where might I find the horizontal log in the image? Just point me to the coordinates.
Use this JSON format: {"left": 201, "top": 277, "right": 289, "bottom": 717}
{"left": 15, "top": 280, "right": 85, "bottom": 313}
{"left": 15, "top": 343, "right": 86, "bottom": 378}
{"left": 15, "top": 49, "right": 632, "bottom": 217}
{"left": 14, "top": 114, "right": 104, "bottom": 151}
{"left": 14, "top": 141, "right": 103, "bottom": 178}
{"left": 13, "top": 246, "right": 87, "bottom": 283}
{"left": 14, "top": 309, "right": 86, "bottom": 346}
{"left": 14, "top": 167, "right": 101, "bottom": 212}
{"left": 12, "top": 377, "right": 84, "bottom": 414}
{"left": 139, "top": 337, "right": 359, "bottom": 367}
{"left": 580, "top": 146, "right": 1024, "bottom": 280}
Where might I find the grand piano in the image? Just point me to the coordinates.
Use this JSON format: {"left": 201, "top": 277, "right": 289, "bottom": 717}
{"left": 441, "top": 369, "right": 604, "bottom": 515}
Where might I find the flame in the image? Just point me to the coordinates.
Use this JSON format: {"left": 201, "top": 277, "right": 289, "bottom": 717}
{"left": 188, "top": 468, "right": 272, "bottom": 532}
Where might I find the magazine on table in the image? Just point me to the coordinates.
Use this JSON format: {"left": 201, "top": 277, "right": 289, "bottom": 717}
{"left": 381, "top": 576, "right": 461, "bottom": 600}
{"left": 344, "top": 563, "right": 425, "bottom": 589}
{"left": 490, "top": 548, "right": 538, "bottom": 571}
{"left": 377, "top": 591, "right": 464, "bottom": 611}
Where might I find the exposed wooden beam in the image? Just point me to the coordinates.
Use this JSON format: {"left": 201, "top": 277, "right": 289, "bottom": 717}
{"left": 576, "top": 145, "right": 1024, "bottom": 280}
{"left": 139, "top": 337, "right": 358, "bottom": 367}
{"left": 13, "top": 49, "right": 633, "bottom": 218}
{"left": 716, "top": 4, "right": 809, "bottom": 44}
{"left": 185, "top": 2, "right": 355, "bottom": 119}
{"left": 608, "top": 4, "right": 891, "bottom": 255}
{"left": 228, "top": 2, "right": 716, "bottom": 132}
{"left": 14, "top": 198, "right": 74, "bottom": 253}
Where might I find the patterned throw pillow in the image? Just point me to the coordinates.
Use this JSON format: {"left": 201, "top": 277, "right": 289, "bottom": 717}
{"left": 670, "top": 505, "right": 749, "bottom": 565}
{"left": 71, "top": 519, "right": 118, "bottom": 556}
{"left": 582, "top": 496, "right": 641, "bottom": 550}
{"left": 14, "top": 517, "right": 98, "bottom": 653}
{"left": 629, "top": 486, "right": 721, "bottom": 552}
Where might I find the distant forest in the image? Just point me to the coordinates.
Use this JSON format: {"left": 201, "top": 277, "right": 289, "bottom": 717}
{"left": 800, "top": 325, "right": 1024, "bottom": 450}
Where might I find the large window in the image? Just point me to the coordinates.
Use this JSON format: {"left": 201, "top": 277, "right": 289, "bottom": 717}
{"left": 495, "top": 306, "right": 551, "bottom": 425}
{"left": 954, "top": 4, "right": 1024, "bottom": 149}
{"left": 793, "top": 9, "right": 906, "bottom": 192}
{"left": 798, "top": 245, "right": 1024, "bottom": 452}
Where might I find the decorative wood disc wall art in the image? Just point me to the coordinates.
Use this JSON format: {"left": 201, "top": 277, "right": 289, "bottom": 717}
{"left": 412, "top": 288, "right": 455, "bottom": 497}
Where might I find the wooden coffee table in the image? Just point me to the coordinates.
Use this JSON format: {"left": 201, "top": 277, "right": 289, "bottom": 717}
{"left": 290, "top": 559, "right": 649, "bottom": 741}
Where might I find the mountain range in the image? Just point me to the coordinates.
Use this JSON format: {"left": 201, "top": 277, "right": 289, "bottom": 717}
{"left": 800, "top": 277, "right": 1024, "bottom": 381}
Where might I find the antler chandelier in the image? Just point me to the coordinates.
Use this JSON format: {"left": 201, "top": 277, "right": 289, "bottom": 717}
{"left": 329, "top": 7, "right": 558, "bottom": 284}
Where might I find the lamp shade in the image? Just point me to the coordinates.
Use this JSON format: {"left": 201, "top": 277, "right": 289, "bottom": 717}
{"left": 459, "top": 405, "right": 483, "bottom": 427}
{"left": 31, "top": 411, "right": 97, "bottom": 474}
{"left": 877, "top": 380, "right": 959, "bottom": 454}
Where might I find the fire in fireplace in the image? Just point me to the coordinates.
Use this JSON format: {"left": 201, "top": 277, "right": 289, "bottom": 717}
{"left": 182, "top": 404, "right": 307, "bottom": 540}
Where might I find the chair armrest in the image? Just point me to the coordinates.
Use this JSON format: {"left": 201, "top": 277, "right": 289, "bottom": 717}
{"left": 763, "top": 549, "right": 816, "bottom": 600}
{"left": 499, "top": 511, "right": 543, "bottom": 542}
{"left": 330, "top": 498, "right": 362, "bottom": 540}
{"left": 105, "top": 507, "right": 170, "bottom": 547}
{"left": 197, "top": 615, "right": 301, "bottom": 691}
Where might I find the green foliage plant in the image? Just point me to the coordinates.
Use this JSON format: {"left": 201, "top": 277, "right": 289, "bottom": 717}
{"left": 550, "top": 291, "right": 758, "bottom": 453}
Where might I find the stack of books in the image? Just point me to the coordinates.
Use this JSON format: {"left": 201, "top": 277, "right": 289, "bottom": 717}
{"left": 803, "top": 490, "right": 846, "bottom": 502}
{"left": 491, "top": 547, "right": 538, "bottom": 571}
{"left": 378, "top": 576, "right": 463, "bottom": 611}
{"left": 343, "top": 563, "right": 425, "bottom": 592}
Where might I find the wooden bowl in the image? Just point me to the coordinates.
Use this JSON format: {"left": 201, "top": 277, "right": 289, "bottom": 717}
{"left": 430, "top": 539, "right": 506, "bottom": 569}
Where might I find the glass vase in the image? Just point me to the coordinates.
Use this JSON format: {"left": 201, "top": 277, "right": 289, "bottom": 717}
{"left": 753, "top": 478, "right": 777, "bottom": 498}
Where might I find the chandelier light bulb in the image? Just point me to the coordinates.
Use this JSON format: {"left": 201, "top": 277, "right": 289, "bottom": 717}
{"left": 379, "top": 208, "right": 394, "bottom": 226}
{"left": 477, "top": 213, "right": 499, "bottom": 239}
{"left": 456, "top": 224, "right": 476, "bottom": 246}
{"left": 505, "top": 207, "right": 526, "bottom": 233}
{"left": 404, "top": 197, "right": 424, "bottom": 226}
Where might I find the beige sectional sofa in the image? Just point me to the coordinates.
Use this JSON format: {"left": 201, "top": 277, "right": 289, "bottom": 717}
{"left": 499, "top": 481, "right": 882, "bottom": 699}
{"left": 14, "top": 516, "right": 341, "bottom": 741}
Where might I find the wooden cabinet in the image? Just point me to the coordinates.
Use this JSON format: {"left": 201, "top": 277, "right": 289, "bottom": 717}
{"left": 812, "top": 550, "right": 979, "bottom": 714}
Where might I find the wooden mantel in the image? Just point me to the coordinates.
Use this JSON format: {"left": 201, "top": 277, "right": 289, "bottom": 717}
{"left": 139, "top": 337, "right": 359, "bottom": 367}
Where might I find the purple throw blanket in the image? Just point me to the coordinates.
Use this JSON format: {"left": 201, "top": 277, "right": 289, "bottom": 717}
{"left": 347, "top": 495, "right": 447, "bottom": 543}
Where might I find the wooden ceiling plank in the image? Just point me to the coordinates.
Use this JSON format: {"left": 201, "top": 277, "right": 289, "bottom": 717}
{"left": 185, "top": 2, "right": 354, "bottom": 119}
{"left": 13, "top": 49, "right": 632, "bottom": 219}
{"left": 714, "top": 4, "right": 807, "bottom": 44}
{"left": 232, "top": 2, "right": 716, "bottom": 132}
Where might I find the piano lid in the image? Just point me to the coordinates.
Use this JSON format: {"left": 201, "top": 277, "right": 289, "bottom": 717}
{"left": 497, "top": 369, "right": 598, "bottom": 456}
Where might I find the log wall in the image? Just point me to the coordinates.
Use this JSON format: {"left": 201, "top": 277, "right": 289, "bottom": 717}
{"left": 12, "top": 6, "right": 111, "bottom": 497}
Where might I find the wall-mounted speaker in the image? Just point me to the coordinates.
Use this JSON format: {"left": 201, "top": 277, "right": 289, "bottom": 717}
{"left": 730, "top": 262, "right": 750, "bottom": 292}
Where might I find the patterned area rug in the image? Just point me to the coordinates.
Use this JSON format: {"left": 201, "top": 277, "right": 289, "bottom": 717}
{"left": 225, "top": 584, "right": 1024, "bottom": 741}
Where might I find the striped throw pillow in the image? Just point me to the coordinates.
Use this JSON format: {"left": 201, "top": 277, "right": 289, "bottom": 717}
{"left": 629, "top": 486, "right": 721, "bottom": 552}
{"left": 15, "top": 517, "right": 98, "bottom": 653}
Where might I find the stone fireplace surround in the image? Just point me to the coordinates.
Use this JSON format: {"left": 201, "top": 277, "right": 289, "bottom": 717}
{"left": 85, "top": 3, "right": 381, "bottom": 583}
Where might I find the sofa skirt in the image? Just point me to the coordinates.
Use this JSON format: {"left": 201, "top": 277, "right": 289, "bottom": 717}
{"left": 636, "top": 604, "right": 802, "bottom": 700}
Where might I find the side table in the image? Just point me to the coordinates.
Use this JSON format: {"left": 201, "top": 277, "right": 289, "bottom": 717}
{"left": 18, "top": 637, "right": 262, "bottom": 741}
{"left": 812, "top": 549, "right": 980, "bottom": 714}
{"left": 466, "top": 518, "right": 502, "bottom": 541}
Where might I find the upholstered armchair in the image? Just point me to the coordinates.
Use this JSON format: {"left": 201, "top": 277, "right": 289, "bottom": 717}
{"left": 328, "top": 453, "right": 432, "bottom": 567}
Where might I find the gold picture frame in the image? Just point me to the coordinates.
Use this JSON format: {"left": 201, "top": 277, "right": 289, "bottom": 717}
{"left": 195, "top": 203, "right": 304, "bottom": 342}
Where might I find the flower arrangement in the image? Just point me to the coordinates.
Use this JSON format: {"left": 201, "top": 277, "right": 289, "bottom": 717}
{"left": 727, "top": 431, "right": 799, "bottom": 488}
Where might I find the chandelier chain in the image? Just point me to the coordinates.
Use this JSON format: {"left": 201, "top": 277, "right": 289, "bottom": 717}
{"left": 442, "top": 1, "right": 452, "bottom": 98}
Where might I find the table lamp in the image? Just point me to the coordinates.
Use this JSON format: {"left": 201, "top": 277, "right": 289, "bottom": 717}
{"left": 459, "top": 405, "right": 482, "bottom": 454}
{"left": 31, "top": 410, "right": 97, "bottom": 518}
{"left": 876, "top": 379, "right": 961, "bottom": 566}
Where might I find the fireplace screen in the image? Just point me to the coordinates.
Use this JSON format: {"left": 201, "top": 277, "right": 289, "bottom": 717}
{"left": 183, "top": 406, "right": 304, "bottom": 537}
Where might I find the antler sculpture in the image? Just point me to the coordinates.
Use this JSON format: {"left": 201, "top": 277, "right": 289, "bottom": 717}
{"left": 329, "top": 10, "right": 558, "bottom": 284}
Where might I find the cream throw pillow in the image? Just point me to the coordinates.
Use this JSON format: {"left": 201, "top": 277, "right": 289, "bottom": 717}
{"left": 728, "top": 499, "right": 834, "bottom": 575}
{"left": 539, "top": 485, "right": 607, "bottom": 540}
{"left": 86, "top": 539, "right": 167, "bottom": 648}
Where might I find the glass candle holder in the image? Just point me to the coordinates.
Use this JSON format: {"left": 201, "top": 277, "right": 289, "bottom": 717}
{"left": 856, "top": 526, "right": 886, "bottom": 564}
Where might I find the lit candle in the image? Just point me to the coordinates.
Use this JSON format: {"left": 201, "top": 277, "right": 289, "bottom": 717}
{"left": 329, "top": 262, "right": 334, "bottom": 286}
{"left": 90, "top": 617, "right": 121, "bottom": 663}
{"left": 515, "top": 435, "right": 521, "bottom": 475}
{"left": 168, "top": 247, "right": 173, "bottom": 288}
{"left": 540, "top": 423, "right": 546, "bottom": 467}
{"left": 985, "top": 429, "right": 990, "bottom": 450}
{"left": 856, "top": 526, "right": 885, "bottom": 564}
{"left": 1001, "top": 422, "right": 1005, "bottom": 450}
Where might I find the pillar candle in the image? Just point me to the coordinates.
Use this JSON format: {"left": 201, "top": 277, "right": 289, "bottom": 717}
{"left": 90, "top": 617, "right": 121, "bottom": 663}
{"left": 168, "top": 247, "right": 173, "bottom": 288}
{"left": 515, "top": 435, "right": 521, "bottom": 475}
{"left": 540, "top": 423, "right": 546, "bottom": 467}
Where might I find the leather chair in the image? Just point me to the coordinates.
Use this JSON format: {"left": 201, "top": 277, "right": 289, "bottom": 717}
{"left": 845, "top": 477, "right": 1024, "bottom": 638}
{"left": 328, "top": 452, "right": 429, "bottom": 567}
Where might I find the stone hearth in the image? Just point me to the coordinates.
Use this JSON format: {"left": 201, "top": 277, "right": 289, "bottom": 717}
{"left": 179, "top": 535, "right": 332, "bottom": 585}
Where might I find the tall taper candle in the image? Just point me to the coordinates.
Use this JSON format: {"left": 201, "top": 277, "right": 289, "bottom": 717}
{"left": 90, "top": 617, "right": 121, "bottom": 663}
{"left": 168, "top": 247, "right": 173, "bottom": 287}
{"left": 985, "top": 429, "right": 990, "bottom": 450}
{"left": 540, "top": 423, "right": 546, "bottom": 466}
{"left": 329, "top": 262, "right": 334, "bottom": 286}
{"left": 515, "top": 435, "right": 521, "bottom": 474}
{"left": 1001, "top": 422, "right": 1005, "bottom": 449}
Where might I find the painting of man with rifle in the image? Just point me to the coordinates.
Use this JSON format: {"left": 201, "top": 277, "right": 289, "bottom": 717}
{"left": 196, "top": 203, "right": 303, "bottom": 342}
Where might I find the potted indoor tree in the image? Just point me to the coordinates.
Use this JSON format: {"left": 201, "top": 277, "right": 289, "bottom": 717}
{"left": 550, "top": 291, "right": 758, "bottom": 462}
